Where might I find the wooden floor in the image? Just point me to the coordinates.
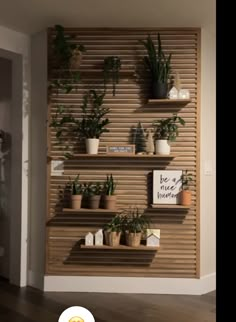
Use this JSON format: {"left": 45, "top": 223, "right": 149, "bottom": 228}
{"left": 0, "top": 278, "right": 215, "bottom": 322}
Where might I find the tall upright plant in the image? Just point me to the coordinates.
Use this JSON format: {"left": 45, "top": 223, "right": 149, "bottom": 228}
{"left": 140, "top": 33, "right": 172, "bottom": 98}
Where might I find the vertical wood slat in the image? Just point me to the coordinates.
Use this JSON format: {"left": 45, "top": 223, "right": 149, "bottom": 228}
{"left": 47, "top": 28, "right": 200, "bottom": 278}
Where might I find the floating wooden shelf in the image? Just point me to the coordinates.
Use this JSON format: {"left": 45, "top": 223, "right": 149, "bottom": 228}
{"left": 63, "top": 208, "right": 117, "bottom": 213}
{"left": 71, "top": 154, "right": 176, "bottom": 159}
{"left": 150, "top": 204, "right": 190, "bottom": 210}
{"left": 147, "top": 99, "right": 191, "bottom": 106}
{"left": 80, "top": 245, "right": 159, "bottom": 251}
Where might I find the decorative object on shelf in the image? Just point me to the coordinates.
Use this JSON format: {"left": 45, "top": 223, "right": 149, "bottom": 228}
{"left": 168, "top": 86, "right": 178, "bottom": 99}
{"left": 124, "top": 207, "right": 149, "bottom": 247}
{"left": 103, "top": 56, "right": 121, "bottom": 96}
{"left": 103, "top": 214, "right": 124, "bottom": 247}
{"left": 51, "top": 160, "right": 64, "bottom": 176}
{"left": 95, "top": 229, "right": 104, "bottom": 246}
{"left": 106, "top": 144, "right": 135, "bottom": 155}
{"left": 50, "top": 24, "right": 86, "bottom": 93}
{"left": 153, "top": 170, "right": 182, "bottom": 205}
{"left": 146, "top": 229, "right": 160, "bottom": 247}
{"left": 179, "top": 170, "right": 192, "bottom": 206}
{"left": 140, "top": 33, "right": 172, "bottom": 99}
{"left": 153, "top": 114, "right": 185, "bottom": 155}
{"left": 88, "top": 182, "right": 102, "bottom": 209}
{"left": 178, "top": 89, "right": 190, "bottom": 99}
{"left": 70, "top": 174, "right": 83, "bottom": 209}
{"left": 174, "top": 71, "right": 182, "bottom": 92}
{"left": 85, "top": 232, "right": 94, "bottom": 246}
{"left": 144, "top": 128, "right": 155, "bottom": 155}
{"left": 103, "top": 174, "right": 117, "bottom": 209}
{"left": 133, "top": 121, "right": 146, "bottom": 154}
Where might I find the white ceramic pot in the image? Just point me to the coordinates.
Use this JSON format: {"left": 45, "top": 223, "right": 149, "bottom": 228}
{"left": 85, "top": 138, "right": 99, "bottom": 154}
{"left": 155, "top": 139, "right": 170, "bottom": 155}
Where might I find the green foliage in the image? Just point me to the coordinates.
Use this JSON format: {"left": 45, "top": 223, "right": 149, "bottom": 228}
{"left": 104, "top": 174, "right": 116, "bottom": 195}
{"left": 153, "top": 114, "right": 185, "bottom": 141}
{"left": 53, "top": 24, "right": 85, "bottom": 68}
{"left": 181, "top": 170, "right": 193, "bottom": 190}
{"left": 73, "top": 89, "right": 110, "bottom": 139}
{"left": 103, "top": 214, "right": 125, "bottom": 232}
{"left": 123, "top": 207, "right": 149, "bottom": 233}
{"left": 89, "top": 182, "right": 103, "bottom": 196}
{"left": 103, "top": 56, "right": 121, "bottom": 96}
{"left": 70, "top": 174, "right": 83, "bottom": 195}
{"left": 140, "top": 33, "right": 172, "bottom": 83}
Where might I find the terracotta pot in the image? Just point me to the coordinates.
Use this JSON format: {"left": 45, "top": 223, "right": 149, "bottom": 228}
{"left": 180, "top": 190, "right": 191, "bottom": 206}
{"left": 125, "top": 232, "right": 142, "bottom": 247}
{"left": 71, "top": 195, "right": 82, "bottom": 209}
{"left": 88, "top": 195, "right": 101, "bottom": 209}
{"left": 103, "top": 195, "right": 117, "bottom": 210}
{"left": 104, "top": 231, "right": 121, "bottom": 247}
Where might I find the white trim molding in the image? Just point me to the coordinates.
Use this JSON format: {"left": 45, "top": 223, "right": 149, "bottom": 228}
{"left": 44, "top": 273, "right": 216, "bottom": 294}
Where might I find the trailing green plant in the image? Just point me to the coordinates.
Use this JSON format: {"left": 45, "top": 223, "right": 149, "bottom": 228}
{"left": 153, "top": 114, "right": 185, "bottom": 141}
{"left": 103, "top": 56, "right": 121, "bottom": 96}
{"left": 50, "top": 24, "right": 86, "bottom": 94}
{"left": 140, "top": 33, "right": 172, "bottom": 84}
{"left": 104, "top": 174, "right": 116, "bottom": 196}
{"left": 73, "top": 89, "right": 110, "bottom": 139}
{"left": 181, "top": 170, "right": 193, "bottom": 190}
{"left": 124, "top": 207, "right": 149, "bottom": 233}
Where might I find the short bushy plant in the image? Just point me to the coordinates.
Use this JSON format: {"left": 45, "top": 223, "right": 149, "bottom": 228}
{"left": 153, "top": 114, "right": 185, "bottom": 141}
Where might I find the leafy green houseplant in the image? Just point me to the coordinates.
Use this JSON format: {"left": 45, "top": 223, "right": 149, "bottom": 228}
{"left": 88, "top": 182, "right": 103, "bottom": 209}
{"left": 103, "top": 174, "right": 117, "bottom": 210}
{"left": 74, "top": 89, "right": 111, "bottom": 154}
{"left": 70, "top": 174, "right": 83, "bottom": 209}
{"left": 103, "top": 56, "right": 121, "bottom": 96}
{"left": 152, "top": 114, "right": 185, "bottom": 155}
{"left": 50, "top": 24, "right": 86, "bottom": 94}
{"left": 180, "top": 170, "right": 192, "bottom": 206}
{"left": 124, "top": 208, "right": 149, "bottom": 247}
{"left": 140, "top": 33, "right": 172, "bottom": 98}
{"left": 103, "top": 214, "right": 124, "bottom": 246}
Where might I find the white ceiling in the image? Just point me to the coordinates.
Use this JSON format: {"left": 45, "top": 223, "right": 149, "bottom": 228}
{"left": 0, "top": 0, "right": 215, "bottom": 35}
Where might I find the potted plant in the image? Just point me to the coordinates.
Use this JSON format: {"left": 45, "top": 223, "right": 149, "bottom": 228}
{"left": 140, "top": 33, "right": 172, "bottom": 98}
{"left": 74, "top": 89, "right": 111, "bottom": 154}
{"left": 88, "top": 182, "right": 103, "bottom": 209}
{"left": 70, "top": 174, "right": 83, "bottom": 209}
{"left": 152, "top": 114, "right": 185, "bottom": 155}
{"left": 124, "top": 208, "right": 149, "bottom": 247}
{"left": 103, "top": 214, "right": 124, "bottom": 246}
{"left": 103, "top": 174, "right": 117, "bottom": 209}
{"left": 50, "top": 25, "right": 86, "bottom": 94}
{"left": 180, "top": 170, "right": 192, "bottom": 206}
{"left": 103, "top": 56, "right": 121, "bottom": 96}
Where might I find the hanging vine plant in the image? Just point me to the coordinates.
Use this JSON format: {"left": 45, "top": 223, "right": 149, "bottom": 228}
{"left": 103, "top": 56, "right": 121, "bottom": 96}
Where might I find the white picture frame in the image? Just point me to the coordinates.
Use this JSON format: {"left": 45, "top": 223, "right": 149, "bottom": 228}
{"left": 153, "top": 170, "right": 182, "bottom": 204}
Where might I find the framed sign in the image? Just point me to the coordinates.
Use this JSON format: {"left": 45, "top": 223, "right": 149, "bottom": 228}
{"left": 153, "top": 170, "right": 182, "bottom": 204}
{"left": 106, "top": 144, "right": 135, "bottom": 155}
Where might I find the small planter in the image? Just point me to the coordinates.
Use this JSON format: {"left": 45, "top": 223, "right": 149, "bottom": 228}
{"left": 125, "top": 232, "right": 142, "bottom": 247}
{"left": 103, "top": 195, "right": 117, "bottom": 210}
{"left": 180, "top": 190, "right": 191, "bottom": 206}
{"left": 151, "top": 81, "right": 168, "bottom": 99}
{"left": 85, "top": 138, "right": 99, "bottom": 154}
{"left": 104, "top": 231, "right": 121, "bottom": 247}
{"left": 155, "top": 139, "right": 170, "bottom": 155}
{"left": 70, "top": 49, "right": 83, "bottom": 69}
{"left": 71, "top": 195, "right": 82, "bottom": 209}
{"left": 88, "top": 195, "right": 101, "bottom": 209}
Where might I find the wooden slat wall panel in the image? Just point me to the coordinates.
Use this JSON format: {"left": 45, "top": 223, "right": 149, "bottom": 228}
{"left": 47, "top": 28, "right": 200, "bottom": 278}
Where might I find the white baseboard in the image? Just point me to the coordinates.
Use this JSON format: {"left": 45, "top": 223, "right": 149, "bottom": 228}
{"left": 28, "top": 270, "right": 44, "bottom": 290}
{"left": 44, "top": 272, "right": 216, "bottom": 294}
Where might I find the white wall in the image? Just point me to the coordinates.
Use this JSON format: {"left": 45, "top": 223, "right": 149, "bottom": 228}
{"left": 29, "top": 31, "right": 47, "bottom": 290}
{"left": 0, "top": 57, "right": 12, "bottom": 278}
{"left": 0, "top": 25, "right": 30, "bottom": 286}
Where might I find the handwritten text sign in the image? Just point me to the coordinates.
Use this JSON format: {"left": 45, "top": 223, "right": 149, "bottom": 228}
{"left": 153, "top": 170, "right": 182, "bottom": 204}
{"left": 106, "top": 144, "right": 135, "bottom": 155}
